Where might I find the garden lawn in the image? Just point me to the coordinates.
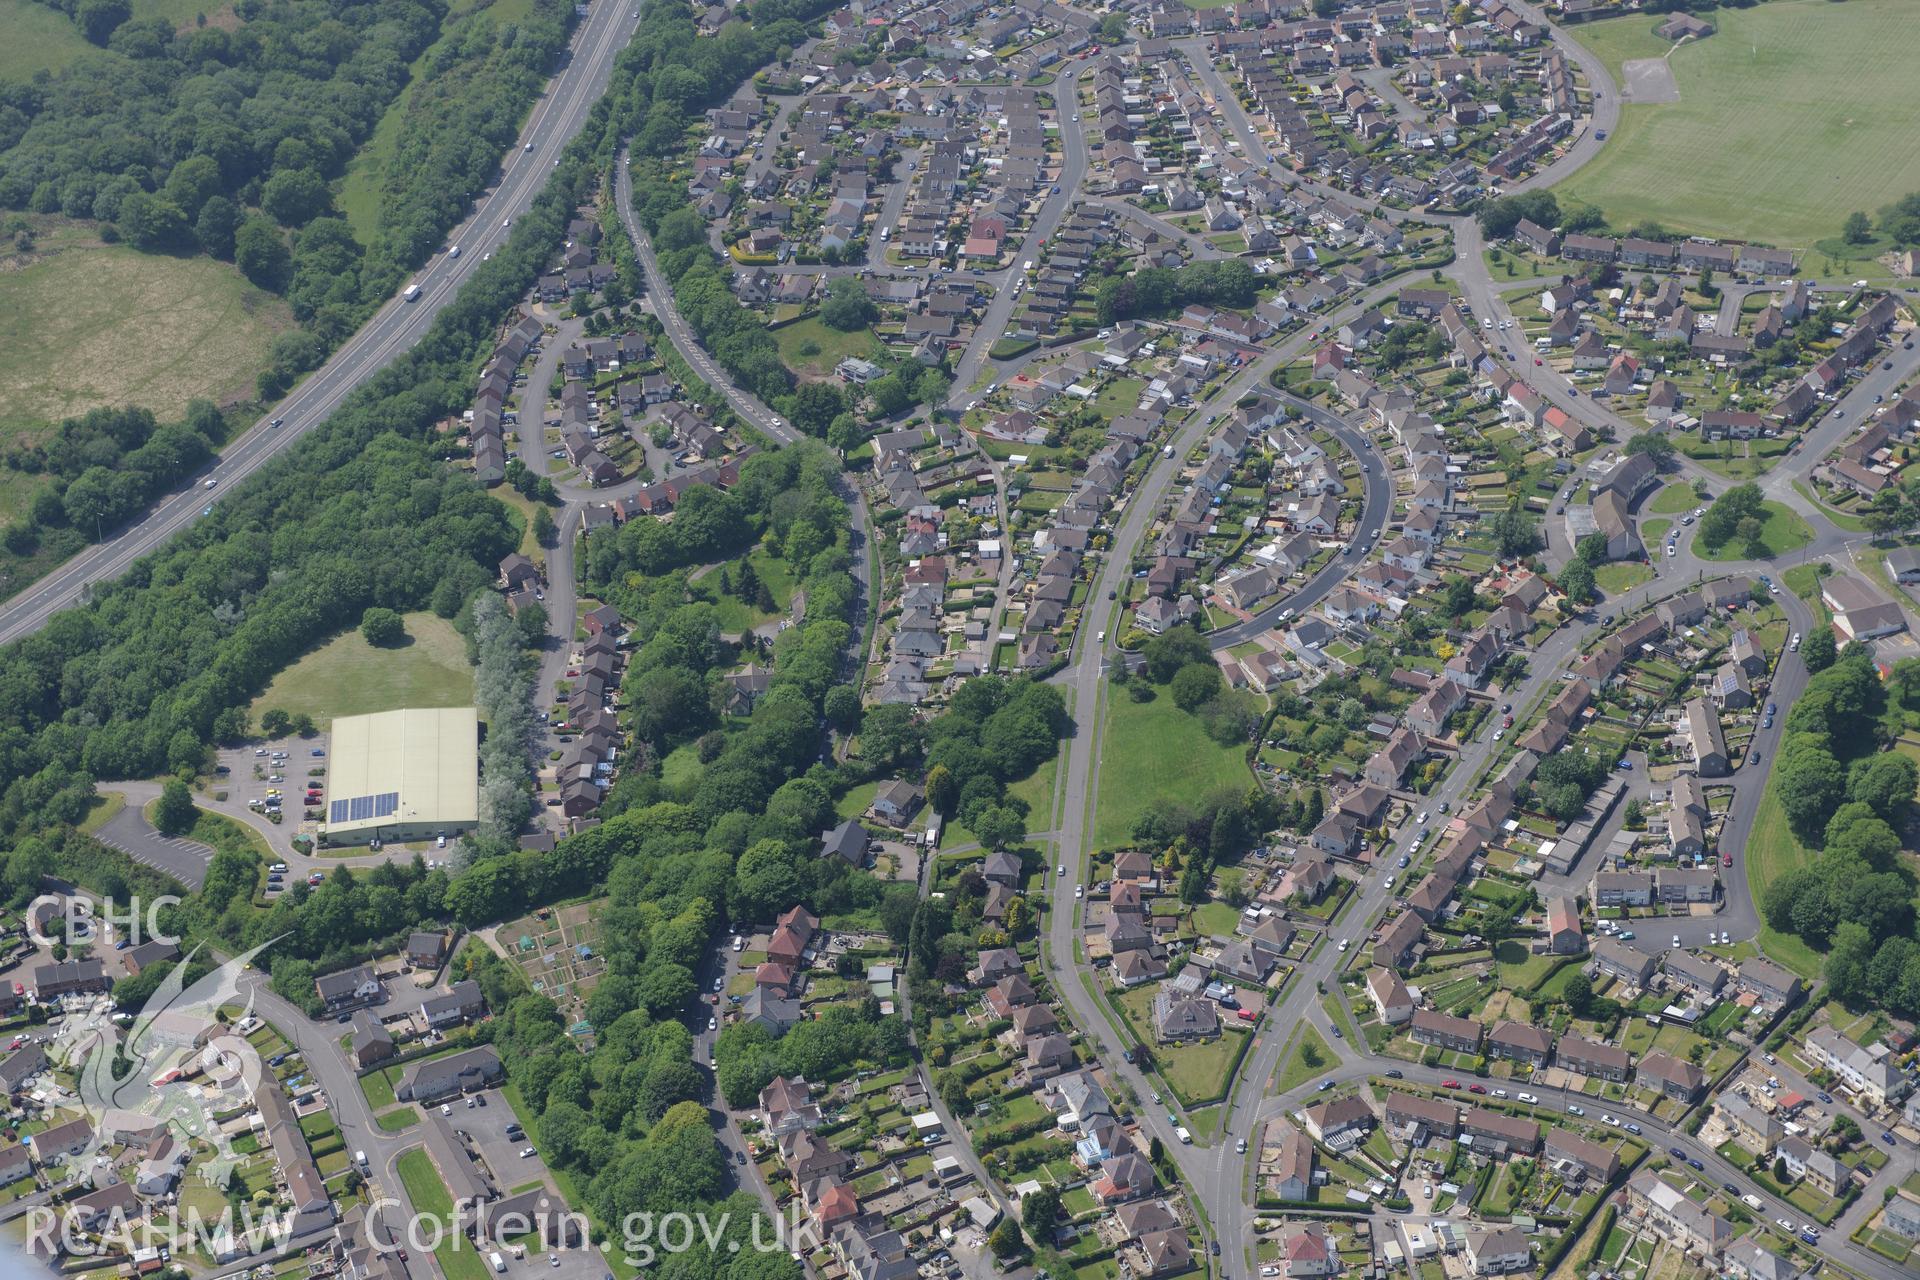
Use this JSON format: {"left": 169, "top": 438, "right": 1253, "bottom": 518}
{"left": 1094, "top": 689, "right": 1249, "bottom": 849}
{"left": 1561, "top": 0, "right": 1920, "bottom": 250}
{"left": 1091, "top": 377, "right": 1145, "bottom": 420}
{"left": 1191, "top": 901, "right": 1242, "bottom": 939}
{"left": 1699, "top": 502, "right": 1813, "bottom": 562}
{"left": 1157, "top": 1034, "right": 1244, "bottom": 1107}
{"left": 249, "top": 611, "right": 472, "bottom": 730}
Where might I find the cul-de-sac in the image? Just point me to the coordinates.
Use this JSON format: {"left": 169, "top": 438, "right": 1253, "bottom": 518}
{"left": 0, "top": 2, "right": 1916, "bottom": 1280}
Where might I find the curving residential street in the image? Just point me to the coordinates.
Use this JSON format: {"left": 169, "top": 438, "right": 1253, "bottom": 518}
{"left": 597, "top": 7, "right": 1920, "bottom": 1275}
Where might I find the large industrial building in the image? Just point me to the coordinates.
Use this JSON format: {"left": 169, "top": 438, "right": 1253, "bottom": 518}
{"left": 321, "top": 707, "right": 479, "bottom": 846}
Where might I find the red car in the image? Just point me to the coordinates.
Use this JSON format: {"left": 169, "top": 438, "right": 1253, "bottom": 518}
{"left": 1467, "top": 1083, "right": 1487, "bottom": 1094}
{"left": 1722, "top": 853, "right": 1734, "bottom": 866}
{"left": 1441, "top": 1079, "right": 1459, "bottom": 1089}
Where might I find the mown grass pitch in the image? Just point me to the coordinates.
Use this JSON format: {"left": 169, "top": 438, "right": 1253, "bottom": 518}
{"left": 1558, "top": 0, "right": 1920, "bottom": 249}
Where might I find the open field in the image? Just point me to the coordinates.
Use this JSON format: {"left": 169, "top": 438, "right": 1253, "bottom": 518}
{"left": 248, "top": 611, "right": 474, "bottom": 729}
{"left": 1094, "top": 688, "right": 1250, "bottom": 849}
{"left": 774, "top": 315, "right": 886, "bottom": 377}
{"left": 0, "top": 0, "right": 96, "bottom": 79}
{"left": 1561, "top": 0, "right": 1920, "bottom": 250}
{"left": 0, "top": 220, "right": 293, "bottom": 442}
{"left": 1566, "top": 13, "right": 1675, "bottom": 80}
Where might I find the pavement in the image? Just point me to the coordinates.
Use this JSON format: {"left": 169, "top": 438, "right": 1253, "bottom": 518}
{"left": 944, "top": 64, "right": 1092, "bottom": 407}
{"left": 0, "top": 0, "right": 649, "bottom": 648}
{"left": 18, "top": 6, "right": 1920, "bottom": 1279}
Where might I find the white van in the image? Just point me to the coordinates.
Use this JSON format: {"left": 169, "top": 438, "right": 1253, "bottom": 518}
{"left": 1175, "top": 1126, "right": 1193, "bottom": 1144}
{"left": 402, "top": 283, "right": 422, "bottom": 302}
{"left": 490, "top": 1252, "right": 508, "bottom": 1274}
{"left": 879, "top": 226, "right": 891, "bottom": 241}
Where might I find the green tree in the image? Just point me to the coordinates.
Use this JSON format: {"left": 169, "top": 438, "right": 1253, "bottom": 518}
{"left": 1170, "top": 661, "right": 1224, "bottom": 712}
{"left": 77, "top": 0, "right": 132, "bottom": 45}
{"left": 1842, "top": 211, "right": 1872, "bottom": 245}
{"left": 1623, "top": 432, "right": 1676, "bottom": 467}
{"left": 1487, "top": 509, "right": 1540, "bottom": 559}
{"left": 1826, "top": 922, "right": 1876, "bottom": 1004}
{"left": 1178, "top": 859, "right": 1208, "bottom": 905}
{"left": 360, "top": 607, "right": 404, "bottom": 646}
{"left": 1143, "top": 625, "right": 1211, "bottom": 682}
{"left": 973, "top": 806, "right": 1026, "bottom": 851}
{"left": 234, "top": 217, "right": 290, "bottom": 291}
{"left": 926, "top": 765, "right": 957, "bottom": 818}
{"left": 1021, "top": 1186, "right": 1060, "bottom": 1235}
{"left": 153, "top": 779, "right": 196, "bottom": 836}
{"left": 1698, "top": 483, "right": 1763, "bottom": 551}
{"left": 1559, "top": 557, "right": 1595, "bottom": 605}
{"left": 259, "top": 708, "right": 291, "bottom": 737}
{"left": 1800, "top": 627, "right": 1836, "bottom": 673}
{"left": 194, "top": 196, "right": 238, "bottom": 259}
{"left": 988, "top": 1218, "right": 1024, "bottom": 1261}
{"left": 820, "top": 276, "right": 877, "bottom": 332}
{"left": 260, "top": 169, "right": 330, "bottom": 227}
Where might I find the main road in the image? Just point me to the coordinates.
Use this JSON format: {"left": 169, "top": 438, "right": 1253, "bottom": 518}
{"left": 0, "top": 0, "right": 649, "bottom": 647}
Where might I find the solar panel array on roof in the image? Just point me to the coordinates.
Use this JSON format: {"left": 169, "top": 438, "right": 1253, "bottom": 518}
{"left": 331, "top": 792, "right": 399, "bottom": 825}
